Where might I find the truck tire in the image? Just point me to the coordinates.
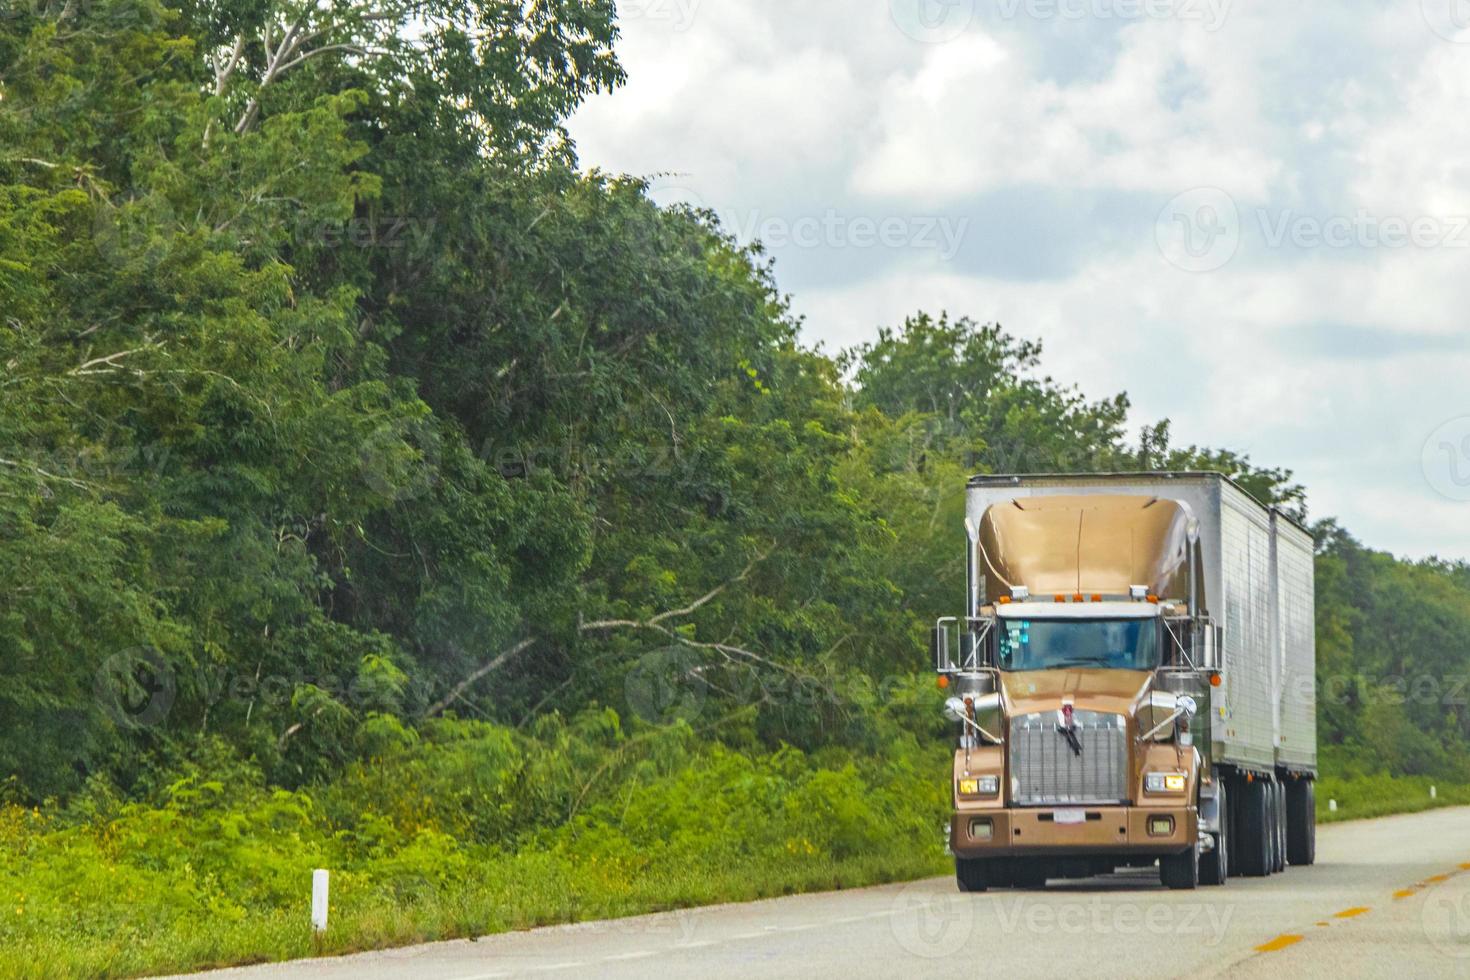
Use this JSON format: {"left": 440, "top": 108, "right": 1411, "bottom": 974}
{"left": 1287, "top": 778, "right": 1317, "bottom": 866}
{"left": 1201, "top": 781, "right": 1228, "bottom": 886}
{"left": 1273, "top": 782, "right": 1287, "bottom": 873}
{"left": 1237, "top": 777, "right": 1272, "bottom": 877}
{"left": 1160, "top": 843, "right": 1199, "bottom": 890}
{"left": 1226, "top": 778, "right": 1241, "bottom": 878}
{"left": 1012, "top": 862, "right": 1050, "bottom": 890}
{"left": 956, "top": 857, "right": 990, "bottom": 892}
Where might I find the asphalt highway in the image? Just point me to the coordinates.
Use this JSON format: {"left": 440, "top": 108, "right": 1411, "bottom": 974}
{"left": 183, "top": 805, "right": 1470, "bottom": 979}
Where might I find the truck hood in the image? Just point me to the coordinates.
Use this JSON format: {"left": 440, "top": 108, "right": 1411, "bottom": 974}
{"left": 999, "top": 669, "right": 1152, "bottom": 718}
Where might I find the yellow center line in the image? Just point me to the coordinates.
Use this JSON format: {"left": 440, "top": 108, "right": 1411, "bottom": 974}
{"left": 1335, "top": 907, "right": 1370, "bottom": 919}
{"left": 1256, "top": 935, "right": 1304, "bottom": 953}
{"left": 1314, "top": 921, "right": 1330, "bottom": 928}
{"left": 1459, "top": 863, "right": 1470, "bottom": 871}
{"left": 1425, "top": 874, "right": 1450, "bottom": 884}
{"left": 1394, "top": 889, "right": 1418, "bottom": 900}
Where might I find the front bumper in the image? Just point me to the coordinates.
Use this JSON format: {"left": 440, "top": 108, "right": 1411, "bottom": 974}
{"left": 951, "top": 805, "right": 1197, "bottom": 858}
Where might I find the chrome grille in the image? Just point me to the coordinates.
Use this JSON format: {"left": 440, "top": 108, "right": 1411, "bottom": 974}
{"left": 1010, "top": 710, "right": 1128, "bottom": 806}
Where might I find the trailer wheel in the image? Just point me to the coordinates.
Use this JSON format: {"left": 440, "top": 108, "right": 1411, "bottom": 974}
{"left": 1264, "top": 781, "right": 1280, "bottom": 873}
{"left": 1237, "top": 777, "right": 1272, "bottom": 877}
{"left": 1201, "top": 781, "right": 1228, "bottom": 886}
{"left": 1273, "top": 782, "right": 1287, "bottom": 872}
{"left": 1160, "top": 843, "right": 1199, "bottom": 890}
{"left": 1287, "top": 778, "right": 1316, "bottom": 866}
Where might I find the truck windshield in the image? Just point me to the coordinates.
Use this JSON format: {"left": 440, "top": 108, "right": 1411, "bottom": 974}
{"left": 996, "top": 618, "right": 1160, "bottom": 672}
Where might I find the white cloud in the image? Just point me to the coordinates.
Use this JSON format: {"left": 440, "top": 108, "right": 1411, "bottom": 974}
{"left": 570, "top": 2, "right": 1470, "bottom": 559}
{"left": 851, "top": 20, "right": 1281, "bottom": 203}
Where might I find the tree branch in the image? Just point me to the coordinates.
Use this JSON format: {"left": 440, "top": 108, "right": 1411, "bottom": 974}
{"left": 425, "top": 637, "right": 537, "bottom": 717}
{"left": 428, "top": 548, "right": 774, "bottom": 717}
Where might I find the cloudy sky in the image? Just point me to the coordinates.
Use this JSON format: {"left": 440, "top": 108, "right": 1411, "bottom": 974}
{"left": 569, "top": 0, "right": 1470, "bottom": 560}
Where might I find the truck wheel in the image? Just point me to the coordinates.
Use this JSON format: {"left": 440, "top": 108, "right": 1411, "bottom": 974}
{"left": 1201, "top": 781, "right": 1228, "bottom": 886}
{"left": 1160, "top": 844, "right": 1199, "bottom": 890}
{"left": 1273, "top": 782, "right": 1287, "bottom": 872}
{"left": 956, "top": 857, "right": 990, "bottom": 892}
{"left": 1237, "top": 777, "right": 1271, "bottom": 877}
{"left": 1226, "top": 778, "right": 1241, "bottom": 878}
{"left": 1012, "top": 862, "right": 1049, "bottom": 890}
{"left": 1264, "top": 782, "right": 1280, "bottom": 873}
{"left": 1287, "top": 778, "right": 1316, "bottom": 866}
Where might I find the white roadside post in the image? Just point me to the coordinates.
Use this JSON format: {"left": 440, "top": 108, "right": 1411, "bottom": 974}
{"left": 312, "top": 869, "right": 330, "bottom": 935}
{"left": 1431, "top": 785, "right": 1438, "bottom": 800}
{"left": 1328, "top": 799, "right": 1338, "bottom": 813}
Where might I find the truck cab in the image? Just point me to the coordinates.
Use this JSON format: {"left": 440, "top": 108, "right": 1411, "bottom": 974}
{"left": 937, "top": 474, "right": 1317, "bottom": 892}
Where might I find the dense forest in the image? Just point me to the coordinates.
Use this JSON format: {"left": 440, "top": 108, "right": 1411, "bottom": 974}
{"left": 2, "top": 1, "right": 1469, "bottom": 974}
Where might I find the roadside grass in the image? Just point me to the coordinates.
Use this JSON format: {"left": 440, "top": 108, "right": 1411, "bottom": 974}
{"left": 1315, "top": 773, "right": 1470, "bottom": 824}
{"left": 0, "top": 715, "right": 953, "bottom": 980}
{"left": 0, "top": 849, "right": 946, "bottom": 980}
{"left": 2, "top": 741, "right": 1462, "bottom": 980}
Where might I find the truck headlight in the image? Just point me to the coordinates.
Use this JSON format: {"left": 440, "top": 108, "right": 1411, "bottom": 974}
{"left": 958, "top": 775, "right": 1000, "bottom": 798}
{"left": 1144, "top": 772, "right": 1187, "bottom": 794}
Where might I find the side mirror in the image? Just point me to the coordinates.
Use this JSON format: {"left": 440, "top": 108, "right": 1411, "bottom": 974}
{"left": 943, "top": 697, "right": 968, "bottom": 723}
{"left": 1178, "top": 695, "right": 1198, "bottom": 719}
{"left": 932, "top": 626, "right": 947, "bottom": 671}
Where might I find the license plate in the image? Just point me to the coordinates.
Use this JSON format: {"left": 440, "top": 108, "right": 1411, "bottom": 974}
{"left": 1054, "top": 809, "right": 1087, "bottom": 825}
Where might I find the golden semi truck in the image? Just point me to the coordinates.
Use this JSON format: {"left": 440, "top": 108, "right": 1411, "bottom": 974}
{"left": 935, "top": 472, "right": 1316, "bottom": 891}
